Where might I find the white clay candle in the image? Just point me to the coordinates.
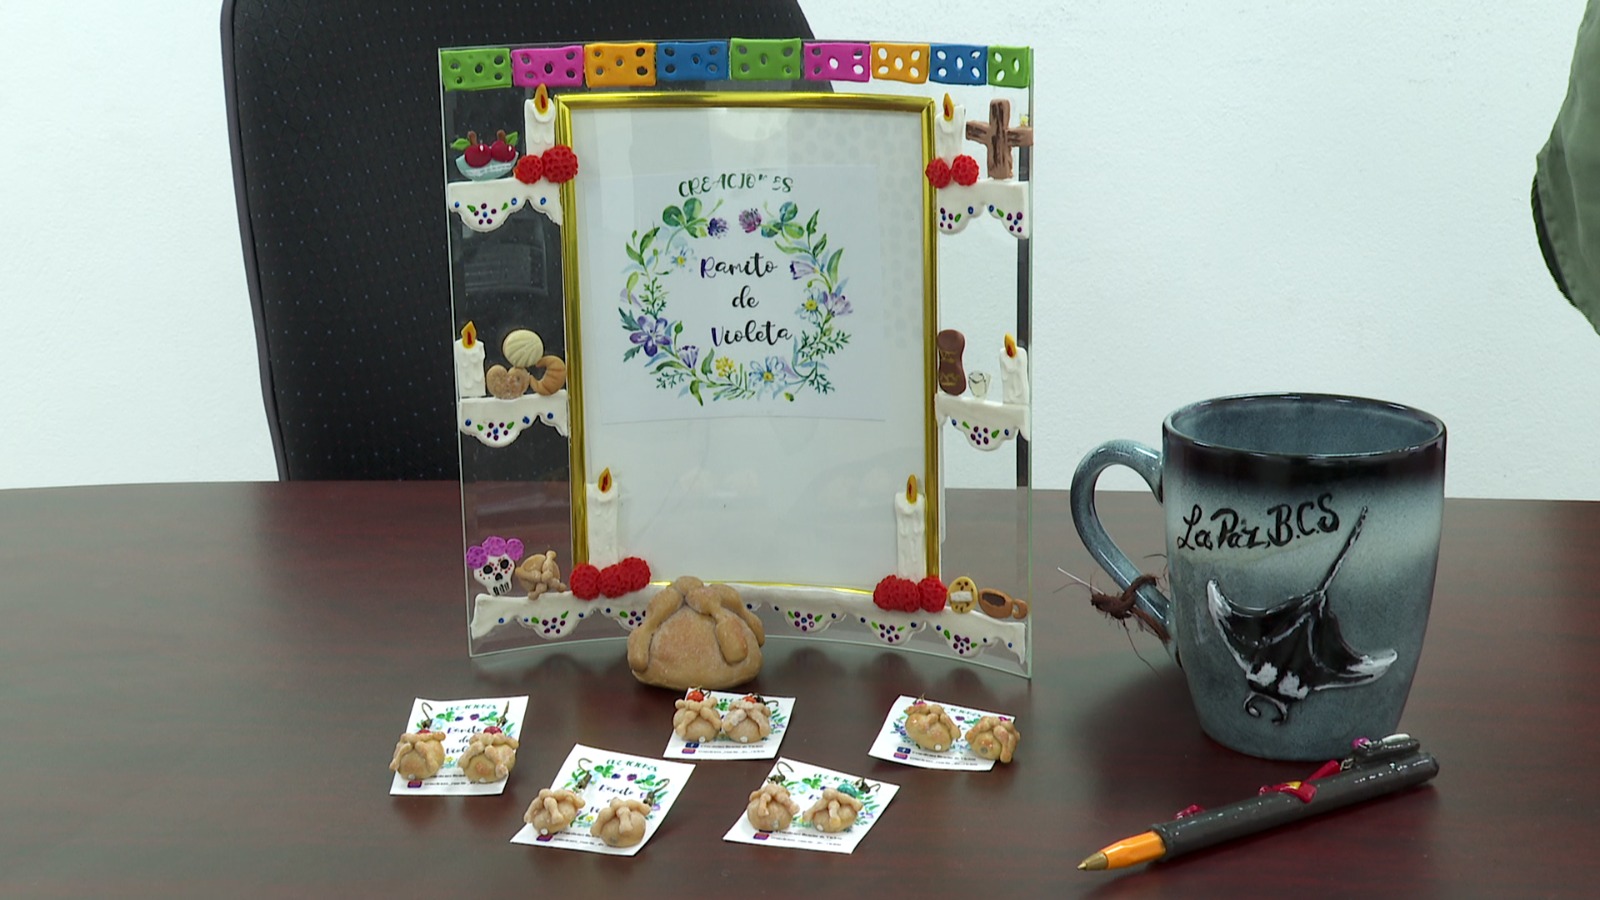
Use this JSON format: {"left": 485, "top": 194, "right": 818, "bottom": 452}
{"left": 524, "top": 84, "right": 556, "bottom": 153}
{"left": 936, "top": 94, "right": 965, "bottom": 161}
{"left": 456, "top": 321, "right": 486, "bottom": 398}
{"left": 587, "top": 467, "right": 620, "bottom": 567}
{"left": 894, "top": 474, "right": 927, "bottom": 579}
{"left": 1001, "top": 334, "right": 1029, "bottom": 409}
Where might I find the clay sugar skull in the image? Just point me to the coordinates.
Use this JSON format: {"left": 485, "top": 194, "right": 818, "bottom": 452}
{"left": 466, "top": 536, "right": 525, "bottom": 596}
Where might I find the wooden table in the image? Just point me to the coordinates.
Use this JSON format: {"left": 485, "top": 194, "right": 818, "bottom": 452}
{"left": 2, "top": 483, "right": 1595, "bottom": 897}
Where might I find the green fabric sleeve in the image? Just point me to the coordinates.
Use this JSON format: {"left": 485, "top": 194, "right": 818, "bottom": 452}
{"left": 1537, "top": 2, "right": 1600, "bottom": 335}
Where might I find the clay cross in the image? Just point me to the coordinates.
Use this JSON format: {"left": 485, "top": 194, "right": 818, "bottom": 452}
{"left": 965, "top": 99, "right": 1033, "bottom": 181}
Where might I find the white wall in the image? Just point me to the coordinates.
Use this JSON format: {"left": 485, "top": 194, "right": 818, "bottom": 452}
{"left": 2, "top": 0, "right": 1596, "bottom": 497}
{"left": 0, "top": 0, "right": 274, "bottom": 488}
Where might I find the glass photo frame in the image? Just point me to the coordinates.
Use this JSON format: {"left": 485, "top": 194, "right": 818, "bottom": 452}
{"left": 443, "top": 39, "right": 1035, "bottom": 675}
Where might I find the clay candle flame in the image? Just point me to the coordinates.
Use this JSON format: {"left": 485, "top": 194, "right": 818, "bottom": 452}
{"left": 456, "top": 321, "right": 486, "bottom": 398}
{"left": 894, "top": 474, "right": 927, "bottom": 579}
{"left": 587, "top": 466, "right": 621, "bottom": 567}
{"left": 1001, "top": 334, "right": 1029, "bottom": 409}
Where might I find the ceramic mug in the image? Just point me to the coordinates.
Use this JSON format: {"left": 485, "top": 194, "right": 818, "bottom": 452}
{"left": 1070, "top": 394, "right": 1446, "bottom": 760}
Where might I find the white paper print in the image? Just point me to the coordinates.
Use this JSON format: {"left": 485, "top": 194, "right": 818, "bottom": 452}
{"left": 388, "top": 696, "right": 530, "bottom": 796}
{"left": 583, "top": 165, "right": 886, "bottom": 424}
{"left": 662, "top": 690, "right": 795, "bottom": 759}
{"left": 722, "top": 758, "right": 899, "bottom": 854}
{"left": 510, "top": 744, "right": 695, "bottom": 856}
{"left": 867, "top": 694, "right": 1014, "bottom": 771}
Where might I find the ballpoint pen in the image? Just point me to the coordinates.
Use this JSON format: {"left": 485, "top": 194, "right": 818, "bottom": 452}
{"left": 1079, "top": 733, "right": 1439, "bottom": 871}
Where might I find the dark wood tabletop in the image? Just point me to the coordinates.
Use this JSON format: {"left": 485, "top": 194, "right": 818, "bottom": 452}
{"left": 2, "top": 482, "right": 1595, "bottom": 897}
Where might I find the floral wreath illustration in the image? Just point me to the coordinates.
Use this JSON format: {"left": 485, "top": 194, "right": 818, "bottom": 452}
{"left": 618, "top": 196, "right": 851, "bottom": 404}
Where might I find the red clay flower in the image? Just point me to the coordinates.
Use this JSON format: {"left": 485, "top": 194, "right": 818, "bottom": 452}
{"left": 570, "top": 564, "right": 601, "bottom": 600}
{"left": 513, "top": 154, "right": 544, "bottom": 184}
{"left": 598, "top": 564, "right": 628, "bottom": 598}
{"left": 872, "top": 575, "right": 899, "bottom": 611}
{"left": 951, "top": 154, "right": 980, "bottom": 186}
{"left": 542, "top": 145, "right": 579, "bottom": 183}
{"left": 873, "top": 575, "right": 920, "bottom": 612}
{"left": 925, "top": 157, "right": 952, "bottom": 188}
{"left": 616, "top": 556, "right": 651, "bottom": 593}
{"left": 917, "top": 576, "right": 948, "bottom": 613}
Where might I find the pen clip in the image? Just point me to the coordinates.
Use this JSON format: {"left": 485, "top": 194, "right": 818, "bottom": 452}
{"left": 1346, "top": 733, "right": 1422, "bottom": 768}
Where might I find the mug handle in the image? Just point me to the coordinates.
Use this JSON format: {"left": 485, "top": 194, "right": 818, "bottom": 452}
{"left": 1069, "top": 440, "right": 1174, "bottom": 639}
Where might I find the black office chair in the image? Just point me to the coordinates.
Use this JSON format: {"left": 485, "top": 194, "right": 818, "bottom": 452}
{"left": 223, "top": 0, "right": 813, "bottom": 479}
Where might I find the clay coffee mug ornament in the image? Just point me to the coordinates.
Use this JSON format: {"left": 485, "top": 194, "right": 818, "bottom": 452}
{"left": 389, "top": 703, "right": 446, "bottom": 782}
{"left": 672, "top": 687, "right": 723, "bottom": 742}
{"left": 1071, "top": 393, "right": 1446, "bottom": 760}
{"left": 746, "top": 764, "right": 800, "bottom": 833}
{"left": 903, "top": 699, "right": 961, "bottom": 752}
{"left": 978, "top": 586, "right": 1029, "bottom": 620}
